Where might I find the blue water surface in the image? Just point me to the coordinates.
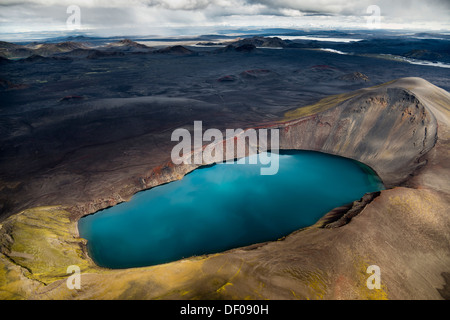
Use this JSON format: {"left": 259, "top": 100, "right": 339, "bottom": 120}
{"left": 78, "top": 151, "right": 384, "bottom": 269}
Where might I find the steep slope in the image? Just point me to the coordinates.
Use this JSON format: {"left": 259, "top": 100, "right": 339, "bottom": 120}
{"left": 278, "top": 78, "right": 438, "bottom": 187}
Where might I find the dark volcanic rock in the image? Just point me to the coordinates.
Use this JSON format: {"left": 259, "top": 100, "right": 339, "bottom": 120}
{"left": 403, "top": 49, "right": 443, "bottom": 61}
{"left": 108, "top": 39, "right": 150, "bottom": 49}
{"left": 19, "top": 54, "right": 47, "bottom": 63}
{"left": 86, "top": 50, "right": 125, "bottom": 59}
{"left": 59, "top": 95, "right": 84, "bottom": 102}
{"left": 0, "top": 56, "right": 10, "bottom": 64}
{"left": 230, "top": 36, "right": 288, "bottom": 48}
{"left": 0, "top": 41, "right": 24, "bottom": 50}
{"left": 295, "top": 65, "right": 343, "bottom": 82}
{"left": 235, "top": 44, "right": 257, "bottom": 52}
{"left": 106, "top": 39, "right": 153, "bottom": 53}
{"left": 240, "top": 69, "right": 276, "bottom": 79}
{"left": 213, "top": 44, "right": 236, "bottom": 53}
{"left": 55, "top": 48, "right": 94, "bottom": 58}
{"left": 196, "top": 42, "right": 221, "bottom": 46}
{"left": 0, "top": 41, "right": 87, "bottom": 59}
{"left": 217, "top": 75, "right": 238, "bottom": 82}
{"left": 338, "top": 72, "right": 370, "bottom": 82}
{"left": 33, "top": 41, "right": 87, "bottom": 56}
{"left": 0, "top": 79, "right": 29, "bottom": 90}
{"left": 0, "top": 43, "right": 34, "bottom": 59}
{"left": 154, "top": 45, "right": 195, "bottom": 55}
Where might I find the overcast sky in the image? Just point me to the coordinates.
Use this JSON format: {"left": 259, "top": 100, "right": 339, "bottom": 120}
{"left": 1, "top": 0, "right": 449, "bottom": 38}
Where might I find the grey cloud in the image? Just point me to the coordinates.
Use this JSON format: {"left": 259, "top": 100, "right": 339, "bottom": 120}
{"left": 245, "top": 0, "right": 450, "bottom": 17}
{"left": 142, "top": 0, "right": 212, "bottom": 10}
{"left": 1, "top": 0, "right": 449, "bottom": 34}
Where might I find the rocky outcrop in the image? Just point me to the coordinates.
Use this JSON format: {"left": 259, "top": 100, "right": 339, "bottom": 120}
{"left": 315, "top": 192, "right": 382, "bottom": 228}
{"left": 403, "top": 49, "right": 443, "bottom": 61}
{"left": 154, "top": 45, "right": 195, "bottom": 55}
{"left": 338, "top": 72, "right": 370, "bottom": 82}
{"left": 105, "top": 39, "right": 153, "bottom": 53}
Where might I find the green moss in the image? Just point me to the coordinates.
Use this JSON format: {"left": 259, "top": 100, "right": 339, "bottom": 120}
{"left": 0, "top": 253, "right": 41, "bottom": 300}
{"left": 283, "top": 92, "right": 358, "bottom": 121}
{"left": 283, "top": 267, "right": 329, "bottom": 299}
{"left": 1, "top": 206, "right": 99, "bottom": 284}
{"left": 282, "top": 79, "right": 399, "bottom": 121}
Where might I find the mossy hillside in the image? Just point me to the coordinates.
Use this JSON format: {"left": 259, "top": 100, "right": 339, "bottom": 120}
{"left": 0, "top": 206, "right": 98, "bottom": 284}
{"left": 282, "top": 79, "right": 399, "bottom": 121}
{"left": 283, "top": 92, "right": 358, "bottom": 121}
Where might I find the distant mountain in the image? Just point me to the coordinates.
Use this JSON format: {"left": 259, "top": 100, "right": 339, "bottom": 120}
{"left": 24, "top": 42, "right": 42, "bottom": 48}
{"left": 106, "top": 39, "right": 152, "bottom": 51}
{"left": 229, "top": 36, "right": 288, "bottom": 48}
{"left": 32, "top": 41, "right": 88, "bottom": 56}
{"left": 211, "top": 35, "right": 330, "bottom": 49}
{"left": 200, "top": 36, "right": 289, "bottom": 48}
{"left": 235, "top": 44, "right": 258, "bottom": 52}
{"left": 54, "top": 48, "right": 94, "bottom": 58}
{"left": 413, "top": 32, "right": 450, "bottom": 40}
{"left": 0, "top": 42, "right": 34, "bottom": 59}
{"left": 1, "top": 33, "right": 448, "bottom": 64}
{"left": 111, "top": 39, "right": 147, "bottom": 47}
{"left": 65, "top": 35, "right": 95, "bottom": 41}
{"left": 403, "top": 49, "right": 443, "bottom": 61}
{"left": 0, "top": 41, "right": 24, "bottom": 50}
{"left": 19, "top": 54, "right": 48, "bottom": 63}
{"left": 0, "top": 39, "right": 137, "bottom": 60}
{"left": 53, "top": 48, "right": 123, "bottom": 59}
{"left": 331, "top": 38, "right": 450, "bottom": 63}
{"left": 154, "top": 45, "right": 195, "bottom": 55}
{"left": 0, "top": 47, "right": 33, "bottom": 59}
{"left": 214, "top": 43, "right": 259, "bottom": 53}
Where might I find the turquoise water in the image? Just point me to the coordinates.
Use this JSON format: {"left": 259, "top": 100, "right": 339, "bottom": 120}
{"left": 78, "top": 151, "right": 384, "bottom": 269}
